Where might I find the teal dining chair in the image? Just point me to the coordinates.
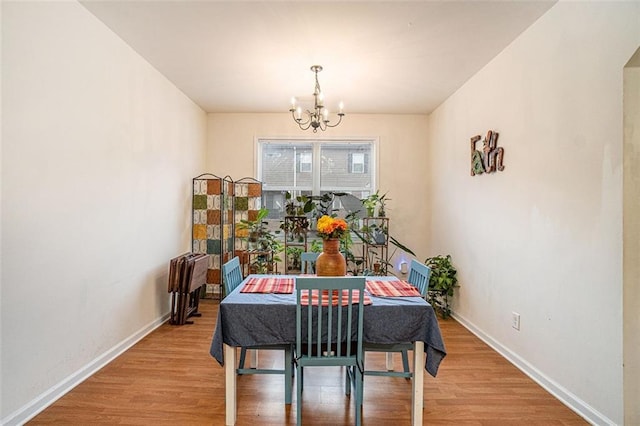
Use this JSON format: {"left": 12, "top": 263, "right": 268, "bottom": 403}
{"left": 363, "top": 259, "right": 431, "bottom": 378}
{"left": 222, "top": 256, "right": 243, "bottom": 297}
{"left": 300, "top": 252, "right": 319, "bottom": 274}
{"left": 222, "top": 257, "right": 248, "bottom": 367}
{"left": 221, "top": 257, "right": 294, "bottom": 404}
{"left": 295, "top": 276, "right": 365, "bottom": 426}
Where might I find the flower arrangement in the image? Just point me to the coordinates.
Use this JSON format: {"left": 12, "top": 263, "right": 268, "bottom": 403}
{"left": 316, "top": 215, "right": 348, "bottom": 240}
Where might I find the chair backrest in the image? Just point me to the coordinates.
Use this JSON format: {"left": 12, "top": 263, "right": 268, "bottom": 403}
{"left": 300, "top": 252, "right": 319, "bottom": 274}
{"left": 295, "top": 277, "right": 365, "bottom": 364}
{"left": 407, "top": 259, "right": 431, "bottom": 297}
{"left": 222, "top": 257, "right": 243, "bottom": 295}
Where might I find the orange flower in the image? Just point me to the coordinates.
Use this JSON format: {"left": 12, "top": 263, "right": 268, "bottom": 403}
{"left": 317, "top": 215, "right": 348, "bottom": 240}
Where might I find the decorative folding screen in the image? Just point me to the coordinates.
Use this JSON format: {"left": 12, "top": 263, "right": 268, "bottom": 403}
{"left": 233, "top": 177, "right": 263, "bottom": 253}
{"left": 192, "top": 174, "right": 234, "bottom": 299}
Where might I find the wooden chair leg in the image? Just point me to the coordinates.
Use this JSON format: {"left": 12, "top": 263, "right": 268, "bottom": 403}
{"left": 345, "top": 367, "right": 351, "bottom": 396}
{"left": 401, "top": 349, "right": 410, "bottom": 374}
{"left": 355, "top": 366, "right": 363, "bottom": 426}
{"left": 238, "top": 347, "right": 248, "bottom": 369}
{"left": 284, "top": 346, "right": 292, "bottom": 404}
{"left": 296, "top": 364, "right": 303, "bottom": 425}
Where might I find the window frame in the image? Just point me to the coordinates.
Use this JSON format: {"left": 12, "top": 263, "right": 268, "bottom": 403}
{"left": 255, "top": 137, "right": 378, "bottom": 197}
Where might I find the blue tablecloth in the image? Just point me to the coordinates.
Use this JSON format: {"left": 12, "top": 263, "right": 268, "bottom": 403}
{"left": 209, "top": 275, "right": 446, "bottom": 377}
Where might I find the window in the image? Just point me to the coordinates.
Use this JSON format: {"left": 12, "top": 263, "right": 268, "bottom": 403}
{"left": 299, "top": 152, "right": 312, "bottom": 173}
{"left": 257, "top": 139, "right": 376, "bottom": 220}
{"left": 351, "top": 153, "right": 365, "bottom": 173}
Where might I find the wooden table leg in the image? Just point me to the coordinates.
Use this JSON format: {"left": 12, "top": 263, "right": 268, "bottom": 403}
{"left": 385, "top": 352, "right": 394, "bottom": 370}
{"left": 224, "top": 343, "right": 237, "bottom": 425}
{"left": 411, "top": 341, "right": 424, "bottom": 426}
{"left": 251, "top": 349, "right": 258, "bottom": 368}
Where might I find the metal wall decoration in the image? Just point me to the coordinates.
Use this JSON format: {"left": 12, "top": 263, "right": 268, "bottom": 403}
{"left": 470, "top": 130, "right": 505, "bottom": 176}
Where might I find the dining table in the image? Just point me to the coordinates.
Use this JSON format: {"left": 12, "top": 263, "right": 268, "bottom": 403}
{"left": 209, "top": 274, "right": 447, "bottom": 426}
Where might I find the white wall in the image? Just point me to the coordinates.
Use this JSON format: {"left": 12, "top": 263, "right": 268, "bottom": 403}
{"left": 427, "top": 2, "right": 640, "bottom": 424}
{"left": 0, "top": 0, "right": 4, "bottom": 419}
{"left": 623, "top": 48, "right": 640, "bottom": 425}
{"left": 207, "top": 113, "right": 430, "bottom": 264}
{"left": 1, "top": 2, "right": 207, "bottom": 423}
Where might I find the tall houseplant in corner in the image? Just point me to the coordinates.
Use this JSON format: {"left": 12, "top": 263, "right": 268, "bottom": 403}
{"left": 425, "top": 254, "right": 458, "bottom": 318}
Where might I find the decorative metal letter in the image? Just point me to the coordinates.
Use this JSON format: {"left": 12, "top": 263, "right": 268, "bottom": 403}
{"left": 470, "top": 130, "right": 505, "bottom": 176}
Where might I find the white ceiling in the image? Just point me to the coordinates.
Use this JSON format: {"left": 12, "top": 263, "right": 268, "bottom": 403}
{"left": 81, "top": 1, "right": 555, "bottom": 115}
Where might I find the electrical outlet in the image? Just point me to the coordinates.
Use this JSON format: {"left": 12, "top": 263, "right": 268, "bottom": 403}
{"left": 512, "top": 312, "right": 521, "bottom": 330}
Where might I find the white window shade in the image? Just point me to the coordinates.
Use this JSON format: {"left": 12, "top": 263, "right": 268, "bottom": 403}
{"left": 320, "top": 144, "right": 371, "bottom": 190}
{"left": 258, "top": 139, "right": 376, "bottom": 219}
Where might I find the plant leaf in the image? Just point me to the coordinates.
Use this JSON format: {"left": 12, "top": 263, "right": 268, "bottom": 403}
{"left": 389, "top": 236, "right": 416, "bottom": 256}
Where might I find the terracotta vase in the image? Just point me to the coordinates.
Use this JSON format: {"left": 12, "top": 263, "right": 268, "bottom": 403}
{"left": 316, "top": 238, "right": 347, "bottom": 276}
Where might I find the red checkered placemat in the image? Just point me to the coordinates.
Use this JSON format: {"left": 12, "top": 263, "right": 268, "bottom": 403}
{"left": 365, "top": 280, "right": 421, "bottom": 297}
{"left": 300, "top": 289, "right": 372, "bottom": 306}
{"left": 240, "top": 277, "right": 294, "bottom": 294}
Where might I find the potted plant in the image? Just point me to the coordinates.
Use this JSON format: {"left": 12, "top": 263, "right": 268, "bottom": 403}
{"left": 377, "top": 194, "right": 389, "bottom": 217}
{"left": 286, "top": 246, "right": 303, "bottom": 271}
{"left": 361, "top": 192, "right": 378, "bottom": 217}
{"left": 237, "top": 207, "right": 268, "bottom": 248}
{"left": 237, "top": 207, "right": 283, "bottom": 273}
{"left": 340, "top": 212, "right": 365, "bottom": 275}
{"left": 258, "top": 231, "right": 283, "bottom": 273}
{"left": 282, "top": 216, "right": 310, "bottom": 242}
{"left": 361, "top": 190, "right": 388, "bottom": 217}
{"left": 281, "top": 191, "right": 314, "bottom": 242}
{"left": 359, "top": 221, "right": 387, "bottom": 245}
{"left": 284, "top": 191, "right": 316, "bottom": 216}
{"left": 350, "top": 195, "right": 416, "bottom": 276}
{"left": 425, "top": 254, "right": 458, "bottom": 318}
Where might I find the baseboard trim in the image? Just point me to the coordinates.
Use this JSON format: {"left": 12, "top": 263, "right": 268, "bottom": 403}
{"left": 452, "top": 312, "right": 613, "bottom": 426}
{"left": 1, "top": 312, "right": 171, "bottom": 426}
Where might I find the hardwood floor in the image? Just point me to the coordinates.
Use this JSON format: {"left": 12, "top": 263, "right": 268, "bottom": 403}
{"left": 29, "top": 300, "right": 586, "bottom": 425}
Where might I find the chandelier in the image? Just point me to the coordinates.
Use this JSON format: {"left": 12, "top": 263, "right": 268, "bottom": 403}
{"left": 289, "top": 65, "right": 345, "bottom": 132}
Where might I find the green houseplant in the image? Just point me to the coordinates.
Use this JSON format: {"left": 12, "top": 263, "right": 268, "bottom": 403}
{"left": 425, "top": 254, "right": 458, "bottom": 318}
{"left": 348, "top": 213, "right": 415, "bottom": 276}
{"left": 360, "top": 190, "right": 388, "bottom": 217}
{"left": 237, "top": 207, "right": 283, "bottom": 273}
{"left": 286, "top": 246, "right": 304, "bottom": 271}
{"left": 284, "top": 191, "right": 316, "bottom": 216}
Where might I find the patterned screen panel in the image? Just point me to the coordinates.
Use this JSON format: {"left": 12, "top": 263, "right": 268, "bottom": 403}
{"left": 192, "top": 174, "right": 234, "bottom": 298}
{"left": 233, "top": 178, "right": 262, "bottom": 253}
